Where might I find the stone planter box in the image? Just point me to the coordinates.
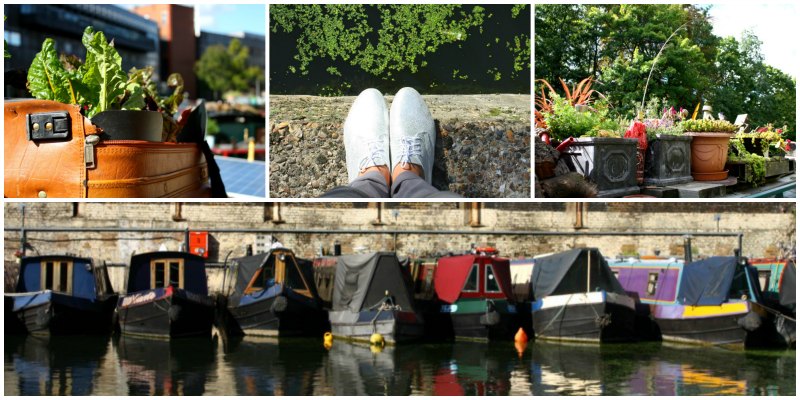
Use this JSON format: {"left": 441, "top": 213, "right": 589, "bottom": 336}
{"left": 644, "top": 135, "right": 693, "bottom": 186}
{"left": 564, "top": 137, "right": 640, "bottom": 197}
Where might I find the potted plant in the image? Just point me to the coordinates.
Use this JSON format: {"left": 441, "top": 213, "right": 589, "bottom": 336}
{"left": 26, "top": 27, "right": 185, "bottom": 141}
{"left": 728, "top": 124, "right": 792, "bottom": 186}
{"left": 638, "top": 99, "right": 693, "bottom": 186}
{"left": 680, "top": 118, "right": 738, "bottom": 181}
{"left": 543, "top": 94, "right": 639, "bottom": 197}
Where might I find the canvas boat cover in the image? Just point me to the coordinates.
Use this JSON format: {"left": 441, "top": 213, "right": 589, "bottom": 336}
{"left": 434, "top": 255, "right": 514, "bottom": 303}
{"left": 332, "top": 252, "right": 415, "bottom": 313}
{"left": 228, "top": 249, "right": 317, "bottom": 307}
{"left": 530, "top": 248, "right": 626, "bottom": 300}
{"left": 779, "top": 261, "right": 796, "bottom": 310}
{"left": 676, "top": 256, "right": 742, "bottom": 306}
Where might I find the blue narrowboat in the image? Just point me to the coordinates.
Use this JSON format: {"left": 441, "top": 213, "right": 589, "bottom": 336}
{"left": 223, "top": 248, "right": 328, "bottom": 336}
{"left": 5, "top": 255, "right": 117, "bottom": 335}
{"left": 116, "top": 251, "right": 215, "bottom": 338}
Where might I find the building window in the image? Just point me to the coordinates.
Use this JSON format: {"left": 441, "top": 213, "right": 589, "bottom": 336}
{"left": 647, "top": 272, "right": 659, "bottom": 296}
{"left": 41, "top": 260, "right": 73, "bottom": 294}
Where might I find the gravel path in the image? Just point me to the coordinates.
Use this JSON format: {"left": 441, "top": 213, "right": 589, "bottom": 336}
{"left": 269, "top": 94, "right": 531, "bottom": 198}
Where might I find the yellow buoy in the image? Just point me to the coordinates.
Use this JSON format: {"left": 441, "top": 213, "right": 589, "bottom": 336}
{"left": 323, "top": 332, "right": 333, "bottom": 349}
{"left": 369, "top": 332, "right": 385, "bottom": 347}
{"left": 514, "top": 327, "right": 528, "bottom": 343}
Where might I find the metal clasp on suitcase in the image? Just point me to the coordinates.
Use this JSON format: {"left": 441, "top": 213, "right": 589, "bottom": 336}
{"left": 26, "top": 112, "right": 70, "bottom": 140}
{"left": 84, "top": 135, "right": 100, "bottom": 169}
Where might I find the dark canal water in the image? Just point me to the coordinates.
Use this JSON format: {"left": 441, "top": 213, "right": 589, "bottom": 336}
{"left": 4, "top": 334, "right": 795, "bottom": 396}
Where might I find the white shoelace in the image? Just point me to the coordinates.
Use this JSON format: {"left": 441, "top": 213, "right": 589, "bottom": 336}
{"left": 398, "top": 135, "right": 422, "bottom": 167}
{"left": 358, "top": 140, "right": 388, "bottom": 173}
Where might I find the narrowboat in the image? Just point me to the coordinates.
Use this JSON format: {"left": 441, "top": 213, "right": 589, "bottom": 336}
{"left": 5, "top": 255, "right": 117, "bottom": 335}
{"left": 530, "top": 248, "right": 637, "bottom": 343}
{"left": 328, "top": 252, "right": 424, "bottom": 344}
{"left": 612, "top": 255, "right": 781, "bottom": 348}
{"left": 434, "top": 251, "right": 519, "bottom": 341}
{"left": 222, "top": 248, "right": 328, "bottom": 337}
{"left": 116, "top": 251, "right": 215, "bottom": 338}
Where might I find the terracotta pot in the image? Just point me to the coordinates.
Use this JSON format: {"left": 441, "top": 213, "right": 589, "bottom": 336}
{"left": 686, "top": 132, "right": 734, "bottom": 180}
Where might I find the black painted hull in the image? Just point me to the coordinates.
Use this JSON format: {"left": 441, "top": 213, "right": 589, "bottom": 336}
{"left": 228, "top": 293, "right": 328, "bottom": 337}
{"left": 119, "top": 293, "right": 214, "bottom": 339}
{"left": 6, "top": 294, "right": 117, "bottom": 335}
{"left": 532, "top": 299, "right": 637, "bottom": 343}
{"left": 657, "top": 313, "right": 748, "bottom": 347}
{"left": 450, "top": 311, "right": 517, "bottom": 341}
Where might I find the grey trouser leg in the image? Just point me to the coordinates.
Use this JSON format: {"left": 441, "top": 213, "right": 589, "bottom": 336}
{"left": 391, "top": 171, "right": 462, "bottom": 198}
{"left": 320, "top": 171, "right": 389, "bottom": 198}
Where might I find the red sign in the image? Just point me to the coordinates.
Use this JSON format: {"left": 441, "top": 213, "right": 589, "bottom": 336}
{"left": 189, "top": 231, "right": 209, "bottom": 258}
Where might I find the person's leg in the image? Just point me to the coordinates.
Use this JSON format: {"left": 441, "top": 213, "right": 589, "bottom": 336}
{"left": 389, "top": 87, "right": 462, "bottom": 198}
{"left": 320, "top": 88, "right": 391, "bottom": 198}
{"left": 321, "top": 171, "right": 390, "bottom": 198}
{"left": 391, "top": 171, "right": 462, "bottom": 198}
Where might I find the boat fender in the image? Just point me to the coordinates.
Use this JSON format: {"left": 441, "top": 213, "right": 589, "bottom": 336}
{"left": 271, "top": 296, "right": 288, "bottom": 313}
{"left": 370, "top": 332, "right": 385, "bottom": 347}
{"left": 480, "top": 310, "right": 501, "bottom": 326}
{"left": 737, "top": 311, "right": 762, "bottom": 332}
{"left": 169, "top": 305, "right": 182, "bottom": 322}
{"left": 323, "top": 332, "right": 333, "bottom": 349}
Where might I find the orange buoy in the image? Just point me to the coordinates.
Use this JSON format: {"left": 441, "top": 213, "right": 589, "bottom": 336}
{"left": 514, "top": 327, "right": 528, "bottom": 343}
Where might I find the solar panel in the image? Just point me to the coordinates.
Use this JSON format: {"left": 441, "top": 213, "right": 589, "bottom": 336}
{"left": 214, "top": 156, "right": 266, "bottom": 198}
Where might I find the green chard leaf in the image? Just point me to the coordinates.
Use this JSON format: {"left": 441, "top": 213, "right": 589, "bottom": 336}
{"left": 27, "top": 38, "right": 75, "bottom": 103}
{"left": 80, "top": 27, "right": 127, "bottom": 117}
{"left": 159, "top": 73, "right": 184, "bottom": 115}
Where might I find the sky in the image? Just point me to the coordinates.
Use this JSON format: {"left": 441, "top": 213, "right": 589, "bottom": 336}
{"left": 120, "top": 4, "right": 265, "bottom": 37}
{"left": 707, "top": 2, "right": 798, "bottom": 77}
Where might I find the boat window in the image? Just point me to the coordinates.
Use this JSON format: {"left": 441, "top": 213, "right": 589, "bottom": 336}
{"left": 647, "top": 272, "right": 658, "bottom": 295}
{"left": 485, "top": 264, "right": 501, "bottom": 293}
{"left": 286, "top": 257, "right": 307, "bottom": 290}
{"left": 41, "top": 260, "right": 73, "bottom": 294}
{"left": 463, "top": 264, "right": 479, "bottom": 292}
{"left": 758, "top": 270, "right": 771, "bottom": 292}
{"left": 151, "top": 259, "right": 184, "bottom": 289}
{"left": 613, "top": 271, "right": 619, "bottom": 279}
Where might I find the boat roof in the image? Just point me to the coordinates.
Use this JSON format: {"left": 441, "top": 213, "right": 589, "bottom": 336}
{"left": 779, "top": 260, "right": 795, "bottom": 308}
{"left": 433, "top": 254, "right": 513, "bottom": 303}
{"left": 228, "top": 248, "right": 317, "bottom": 302}
{"left": 332, "top": 252, "right": 414, "bottom": 313}
{"left": 677, "top": 256, "right": 744, "bottom": 306}
{"left": 530, "top": 248, "right": 627, "bottom": 299}
{"left": 126, "top": 251, "right": 208, "bottom": 294}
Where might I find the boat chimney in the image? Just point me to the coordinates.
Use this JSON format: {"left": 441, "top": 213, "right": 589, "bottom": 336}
{"left": 683, "top": 235, "right": 693, "bottom": 263}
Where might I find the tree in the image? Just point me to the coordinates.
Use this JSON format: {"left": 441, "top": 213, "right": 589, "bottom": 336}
{"left": 195, "top": 38, "right": 263, "bottom": 99}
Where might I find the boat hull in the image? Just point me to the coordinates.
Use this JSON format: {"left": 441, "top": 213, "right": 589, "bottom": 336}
{"left": 6, "top": 291, "right": 117, "bottom": 335}
{"left": 329, "top": 309, "right": 424, "bottom": 344}
{"left": 228, "top": 289, "right": 328, "bottom": 337}
{"left": 439, "top": 298, "right": 518, "bottom": 341}
{"left": 531, "top": 291, "right": 637, "bottom": 343}
{"left": 118, "top": 288, "right": 214, "bottom": 339}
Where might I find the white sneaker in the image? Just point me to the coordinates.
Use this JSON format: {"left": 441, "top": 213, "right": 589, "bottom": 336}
{"left": 343, "top": 88, "right": 390, "bottom": 183}
{"left": 390, "top": 87, "right": 435, "bottom": 184}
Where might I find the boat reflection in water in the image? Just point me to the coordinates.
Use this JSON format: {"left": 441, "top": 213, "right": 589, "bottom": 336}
{"left": 114, "top": 335, "right": 216, "bottom": 395}
{"left": 433, "top": 342, "right": 521, "bottom": 395}
{"left": 322, "top": 340, "right": 425, "bottom": 395}
{"left": 219, "top": 335, "right": 323, "bottom": 396}
{"left": 4, "top": 334, "right": 110, "bottom": 396}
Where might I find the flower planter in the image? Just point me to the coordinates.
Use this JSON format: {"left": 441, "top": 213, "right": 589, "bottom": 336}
{"left": 685, "top": 132, "right": 734, "bottom": 181}
{"left": 564, "top": 137, "right": 640, "bottom": 197}
{"left": 644, "top": 135, "right": 693, "bottom": 186}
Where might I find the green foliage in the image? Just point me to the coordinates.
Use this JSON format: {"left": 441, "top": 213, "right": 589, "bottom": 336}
{"left": 195, "top": 38, "right": 263, "bottom": 99}
{"left": 535, "top": 4, "right": 795, "bottom": 135}
{"left": 4, "top": 16, "right": 10, "bottom": 59}
{"left": 544, "top": 94, "right": 621, "bottom": 140}
{"left": 680, "top": 119, "right": 737, "bottom": 133}
{"left": 206, "top": 117, "right": 220, "bottom": 135}
{"left": 729, "top": 138, "right": 766, "bottom": 186}
{"left": 27, "top": 27, "right": 183, "bottom": 119}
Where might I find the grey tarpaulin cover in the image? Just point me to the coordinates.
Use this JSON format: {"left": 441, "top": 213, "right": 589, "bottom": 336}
{"left": 332, "top": 252, "right": 415, "bottom": 312}
{"left": 780, "top": 261, "right": 796, "bottom": 311}
{"left": 676, "top": 256, "right": 739, "bottom": 306}
{"left": 530, "top": 248, "right": 626, "bottom": 300}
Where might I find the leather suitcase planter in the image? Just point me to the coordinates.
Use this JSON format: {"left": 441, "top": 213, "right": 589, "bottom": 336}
{"left": 5, "top": 100, "right": 212, "bottom": 198}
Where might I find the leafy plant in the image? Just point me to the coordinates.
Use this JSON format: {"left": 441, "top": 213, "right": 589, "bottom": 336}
{"left": 543, "top": 94, "right": 620, "bottom": 140}
{"left": 4, "top": 16, "right": 10, "bottom": 59}
{"left": 27, "top": 27, "right": 183, "bottom": 123}
{"left": 729, "top": 138, "right": 766, "bottom": 186}
{"left": 680, "top": 119, "right": 737, "bottom": 133}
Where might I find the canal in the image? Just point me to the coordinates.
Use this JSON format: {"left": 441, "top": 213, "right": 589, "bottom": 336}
{"left": 4, "top": 334, "right": 795, "bottom": 396}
